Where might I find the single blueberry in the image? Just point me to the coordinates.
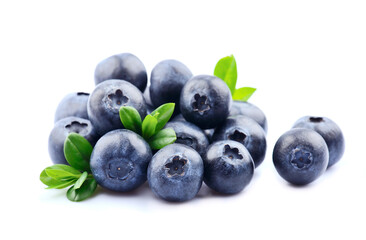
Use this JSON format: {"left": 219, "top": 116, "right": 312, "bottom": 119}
{"left": 292, "top": 116, "right": 345, "bottom": 168}
{"left": 143, "top": 86, "right": 155, "bottom": 115}
{"left": 90, "top": 129, "right": 152, "bottom": 192}
{"left": 204, "top": 140, "right": 254, "bottom": 194}
{"left": 164, "top": 121, "right": 209, "bottom": 157}
{"left": 87, "top": 79, "right": 147, "bottom": 136}
{"left": 180, "top": 75, "right": 232, "bottom": 129}
{"left": 213, "top": 115, "right": 267, "bottom": 168}
{"left": 229, "top": 101, "right": 268, "bottom": 133}
{"left": 147, "top": 144, "right": 204, "bottom": 202}
{"left": 54, "top": 92, "right": 89, "bottom": 123}
{"left": 272, "top": 128, "right": 329, "bottom": 185}
{"left": 48, "top": 117, "right": 99, "bottom": 165}
{"left": 94, "top": 53, "right": 147, "bottom": 92}
{"left": 150, "top": 59, "right": 193, "bottom": 114}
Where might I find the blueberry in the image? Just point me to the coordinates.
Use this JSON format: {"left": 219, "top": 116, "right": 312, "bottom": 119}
{"left": 87, "top": 79, "right": 147, "bottom": 136}
{"left": 54, "top": 92, "right": 89, "bottom": 123}
{"left": 230, "top": 101, "right": 268, "bottom": 133}
{"left": 180, "top": 75, "right": 232, "bottom": 129}
{"left": 292, "top": 116, "right": 345, "bottom": 168}
{"left": 164, "top": 121, "right": 209, "bottom": 157}
{"left": 90, "top": 129, "right": 152, "bottom": 192}
{"left": 213, "top": 115, "right": 267, "bottom": 168}
{"left": 48, "top": 117, "right": 99, "bottom": 165}
{"left": 203, "top": 140, "right": 254, "bottom": 194}
{"left": 149, "top": 60, "right": 193, "bottom": 113}
{"left": 142, "top": 86, "right": 155, "bottom": 115}
{"left": 147, "top": 144, "right": 204, "bottom": 202}
{"left": 94, "top": 53, "right": 147, "bottom": 92}
{"left": 272, "top": 128, "right": 329, "bottom": 185}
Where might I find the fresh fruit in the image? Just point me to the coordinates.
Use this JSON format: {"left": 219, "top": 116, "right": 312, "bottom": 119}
{"left": 164, "top": 121, "right": 209, "bottom": 157}
{"left": 90, "top": 129, "right": 152, "bottom": 192}
{"left": 180, "top": 75, "right": 232, "bottom": 129}
{"left": 54, "top": 92, "right": 89, "bottom": 122}
{"left": 149, "top": 59, "right": 192, "bottom": 113}
{"left": 87, "top": 79, "right": 147, "bottom": 136}
{"left": 203, "top": 140, "right": 254, "bottom": 194}
{"left": 94, "top": 53, "right": 147, "bottom": 92}
{"left": 213, "top": 115, "right": 267, "bottom": 168}
{"left": 147, "top": 143, "right": 204, "bottom": 202}
{"left": 292, "top": 116, "right": 345, "bottom": 168}
{"left": 230, "top": 101, "right": 268, "bottom": 133}
{"left": 272, "top": 128, "right": 329, "bottom": 185}
{"left": 48, "top": 117, "right": 99, "bottom": 165}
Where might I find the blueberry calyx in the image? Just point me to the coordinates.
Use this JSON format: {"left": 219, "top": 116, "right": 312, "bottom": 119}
{"left": 192, "top": 94, "right": 210, "bottom": 114}
{"left": 65, "top": 121, "right": 88, "bottom": 135}
{"left": 107, "top": 159, "right": 134, "bottom": 181}
{"left": 309, "top": 117, "right": 324, "bottom": 123}
{"left": 165, "top": 156, "right": 187, "bottom": 177}
{"left": 104, "top": 89, "right": 129, "bottom": 112}
{"left": 223, "top": 144, "right": 243, "bottom": 160}
{"left": 228, "top": 130, "right": 247, "bottom": 144}
{"left": 175, "top": 135, "right": 195, "bottom": 149}
{"left": 290, "top": 147, "right": 313, "bottom": 169}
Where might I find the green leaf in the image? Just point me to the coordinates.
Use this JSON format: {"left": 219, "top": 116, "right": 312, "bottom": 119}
{"left": 214, "top": 55, "right": 237, "bottom": 95}
{"left": 64, "top": 133, "right": 93, "bottom": 172}
{"left": 119, "top": 106, "right": 142, "bottom": 134}
{"left": 150, "top": 103, "right": 175, "bottom": 132}
{"left": 73, "top": 171, "right": 88, "bottom": 190}
{"left": 148, "top": 128, "right": 176, "bottom": 150}
{"left": 67, "top": 179, "right": 97, "bottom": 202}
{"left": 46, "top": 179, "right": 77, "bottom": 189}
{"left": 44, "top": 164, "right": 81, "bottom": 180}
{"left": 142, "top": 115, "right": 157, "bottom": 139}
{"left": 232, "top": 87, "right": 256, "bottom": 101}
{"left": 40, "top": 169, "right": 68, "bottom": 188}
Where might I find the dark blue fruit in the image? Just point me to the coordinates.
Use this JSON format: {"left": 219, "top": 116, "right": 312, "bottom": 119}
{"left": 213, "top": 115, "right": 267, "bottom": 168}
{"left": 164, "top": 121, "right": 209, "bottom": 157}
{"left": 292, "top": 116, "right": 345, "bottom": 168}
{"left": 149, "top": 60, "right": 192, "bottom": 113}
{"left": 54, "top": 92, "right": 89, "bottom": 123}
{"left": 87, "top": 79, "right": 147, "bottom": 136}
{"left": 90, "top": 129, "right": 152, "bottom": 192}
{"left": 203, "top": 140, "right": 254, "bottom": 194}
{"left": 180, "top": 75, "right": 232, "bottom": 129}
{"left": 143, "top": 86, "right": 155, "bottom": 115}
{"left": 147, "top": 144, "right": 204, "bottom": 202}
{"left": 273, "top": 128, "right": 329, "bottom": 185}
{"left": 48, "top": 117, "right": 99, "bottom": 165}
{"left": 230, "top": 101, "right": 268, "bottom": 133}
{"left": 94, "top": 53, "right": 147, "bottom": 92}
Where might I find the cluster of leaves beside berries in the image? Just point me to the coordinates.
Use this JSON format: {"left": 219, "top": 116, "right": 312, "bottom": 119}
{"left": 40, "top": 103, "right": 176, "bottom": 201}
{"left": 214, "top": 54, "right": 256, "bottom": 102}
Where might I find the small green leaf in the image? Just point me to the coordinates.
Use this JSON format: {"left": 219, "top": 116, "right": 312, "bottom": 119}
{"left": 73, "top": 171, "right": 88, "bottom": 190}
{"left": 40, "top": 169, "right": 69, "bottom": 188}
{"left": 232, "top": 87, "right": 256, "bottom": 101}
{"left": 46, "top": 179, "right": 77, "bottom": 189}
{"left": 67, "top": 179, "right": 97, "bottom": 202}
{"left": 214, "top": 55, "right": 237, "bottom": 95}
{"left": 64, "top": 133, "right": 93, "bottom": 172}
{"left": 43, "top": 164, "right": 81, "bottom": 179}
{"left": 142, "top": 115, "right": 157, "bottom": 139}
{"left": 119, "top": 106, "right": 142, "bottom": 134}
{"left": 148, "top": 128, "right": 176, "bottom": 150}
{"left": 150, "top": 103, "right": 175, "bottom": 132}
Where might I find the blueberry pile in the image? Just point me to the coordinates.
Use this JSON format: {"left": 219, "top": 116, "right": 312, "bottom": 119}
{"left": 42, "top": 53, "right": 344, "bottom": 202}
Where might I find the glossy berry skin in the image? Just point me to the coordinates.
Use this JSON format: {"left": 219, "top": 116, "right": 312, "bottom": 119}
{"left": 164, "top": 121, "right": 209, "bottom": 157}
{"left": 230, "top": 101, "right": 268, "bottom": 134}
{"left": 87, "top": 79, "right": 147, "bottom": 136}
{"left": 150, "top": 60, "right": 193, "bottom": 113}
{"left": 273, "top": 128, "right": 329, "bottom": 185}
{"left": 143, "top": 86, "right": 155, "bottom": 115}
{"left": 180, "top": 75, "right": 232, "bottom": 129}
{"left": 213, "top": 115, "right": 267, "bottom": 168}
{"left": 54, "top": 92, "right": 89, "bottom": 123}
{"left": 292, "top": 116, "right": 345, "bottom": 168}
{"left": 204, "top": 140, "right": 254, "bottom": 194}
{"left": 48, "top": 117, "right": 99, "bottom": 165}
{"left": 147, "top": 144, "right": 204, "bottom": 202}
{"left": 90, "top": 129, "right": 152, "bottom": 192}
{"left": 94, "top": 53, "right": 147, "bottom": 92}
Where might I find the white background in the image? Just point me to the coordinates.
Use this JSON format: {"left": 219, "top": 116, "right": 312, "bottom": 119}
{"left": 1, "top": 0, "right": 365, "bottom": 239}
